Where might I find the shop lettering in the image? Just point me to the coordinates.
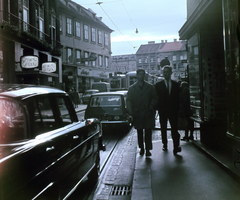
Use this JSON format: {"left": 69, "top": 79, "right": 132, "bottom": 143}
{"left": 99, "top": 72, "right": 108, "bottom": 77}
{"left": 21, "top": 56, "right": 39, "bottom": 69}
{"left": 81, "top": 69, "right": 89, "bottom": 75}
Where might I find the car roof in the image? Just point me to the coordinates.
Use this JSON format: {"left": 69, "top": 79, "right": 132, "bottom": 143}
{"left": 91, "top": 91, "right": 125, "bottom": 96}
{"left": 85, "top": 89, "right": 99, "bottom": 92}
{"left": 0, "top": 84, "right": 65, "bottom": 99}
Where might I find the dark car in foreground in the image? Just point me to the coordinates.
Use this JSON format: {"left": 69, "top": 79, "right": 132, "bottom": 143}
{"left": 84, "top": 92, "right": 131, "bottom": 132}
{"left": 0, "top": 84, "right": 103, "bottom": 200}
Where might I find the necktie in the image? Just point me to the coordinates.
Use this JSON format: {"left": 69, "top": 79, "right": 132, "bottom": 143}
{"left": 166, "top": 81, "right": 170, "bottom": 94}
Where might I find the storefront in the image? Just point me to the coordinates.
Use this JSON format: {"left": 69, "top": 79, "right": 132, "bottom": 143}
{"left": 179, "top": 0, "right": 228, "bottom": 145}
{"left": 222, "top": 0, "right": 240, "bottom": 139}
{"left": 77, "top": 67, "right": 111, "bottom": 92}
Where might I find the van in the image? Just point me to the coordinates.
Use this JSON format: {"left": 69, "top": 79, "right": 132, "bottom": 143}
{"left": 92, "top": 82, "right": 110, "bottom": 92}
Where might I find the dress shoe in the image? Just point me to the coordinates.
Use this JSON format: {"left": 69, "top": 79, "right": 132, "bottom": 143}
{"left": 188, "top": 136, "right": 194, "bottom": 140}
{"left": 173, "top": 147, "right": 182, "bottom": 155}
{"left": 139, "top": 148, "right": 144, "bottom": 155}
{"left": 146, "top": 150, "right": 151, "bottom": 156}
{"left": 162, "top": 146, "right": 168, "bottom": 151}
{"left": 181, "top": 137, "right": 189, "bottom": 141}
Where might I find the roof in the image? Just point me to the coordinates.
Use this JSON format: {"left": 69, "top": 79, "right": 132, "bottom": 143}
{"left": 0, "top": 84, "right": 65, "bottom": 99}
{"left": 136, "top": 40, "right": 186, "bottom": 54}
{"left": 91, "top": 92, "right": 125, "bottom": 96}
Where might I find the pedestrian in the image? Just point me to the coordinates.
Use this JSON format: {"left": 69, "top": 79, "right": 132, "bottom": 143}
{"left": 179, "top": 81, "right": 194, "bottom": 141}
{"left": 155, "top": 65, "right": 181, "bottom": 155}
{"left": 126, "top": 68, "right": 158, "bottom": 157}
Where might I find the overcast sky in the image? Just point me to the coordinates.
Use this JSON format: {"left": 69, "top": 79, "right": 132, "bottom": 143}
{"left": 72, "top": 0, "right": 187, "bottom": 56}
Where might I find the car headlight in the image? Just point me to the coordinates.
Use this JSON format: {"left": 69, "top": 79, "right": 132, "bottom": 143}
{"left": 114, "top": 116, "right": 120, "bottom": 120}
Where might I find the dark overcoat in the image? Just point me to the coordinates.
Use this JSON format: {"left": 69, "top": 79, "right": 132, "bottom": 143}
{"left": 126, "top": 81, "right": 158, "bottom": 129}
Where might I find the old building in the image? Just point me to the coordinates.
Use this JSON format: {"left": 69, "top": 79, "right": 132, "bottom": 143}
{"left": 136, "top": 39, "right": 187, "bottom": 81}
{"left": 179, "top": 0, "right": 240, "bottom": 149}
{"left": 57, "top": 0, "right": 113, "bottom": 92}
{"left": 111, "top": 54, "right": 137, "bottom": 73}
{"left": 0, "top": 0, "right": 62, "bottom": 87}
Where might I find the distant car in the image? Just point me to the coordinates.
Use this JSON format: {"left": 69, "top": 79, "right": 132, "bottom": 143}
{"left": 82, "top": 89, "right": 99, "bottom": 104}
{"left": 85, "top": 92, "right": 131, "bottom": 132}
{"left": 0, "top": 84, "right": 104, "bottom": 200}
{"left": 91, "top": 82, "right": 110, "bottom": 92}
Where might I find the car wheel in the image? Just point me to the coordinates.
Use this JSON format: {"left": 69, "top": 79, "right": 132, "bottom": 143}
{"left": 88, "top": 152, "right": 100, "bottom": 181}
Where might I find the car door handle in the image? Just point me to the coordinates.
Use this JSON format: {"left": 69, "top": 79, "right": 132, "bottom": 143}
{"left": 46, "top": 146, "right": 55, "bottom": 152}
{"left": 73, "top": 135, "right": 79, "bottom": 139}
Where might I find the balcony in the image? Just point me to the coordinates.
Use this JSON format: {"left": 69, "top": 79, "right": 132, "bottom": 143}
{"left": 0, "top": 11, "right": 61, "bottom": 55}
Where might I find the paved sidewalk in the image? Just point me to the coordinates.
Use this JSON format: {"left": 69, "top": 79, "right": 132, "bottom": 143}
{"left": 131, "top": 129, "right": 240, "bottom": 200}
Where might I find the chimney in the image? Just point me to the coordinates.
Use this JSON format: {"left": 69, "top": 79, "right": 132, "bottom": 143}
{"left": 161, "top": 40, "right": 164, "bottom": 43}
{"left": 148, "top": 41, "right": 155, "bottom": 44}
{"left": 174, "top": 39, "right": 177, "bottom": 42}
{"left": 165, "top": 40, "right": 167, "bottom": 43}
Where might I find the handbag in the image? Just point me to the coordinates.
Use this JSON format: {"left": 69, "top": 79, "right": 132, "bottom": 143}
{"left": 178, "top": 117, "right": 188, "bottom": 130}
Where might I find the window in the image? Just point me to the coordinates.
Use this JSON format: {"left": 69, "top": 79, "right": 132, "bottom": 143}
{"left": 92, "top": 60, "right": 96, "bottom": 67}
{"left": 76, "top": 21, "right": 81, "bottom": 37}
{"left": 98, "top": 30, "right": 102, "bottom": 44}
{"left": 104, "top": 33, "right": 109, "bottom": 46}
{"left": 35, "top": 4, "right": 44, "bottom": 38}
{"left": 0, "top": 99, "right": 26, "bottom": 142}
{"left": 91, "top": 27, "right": 96, "bottom": 42}
{"left": 59, "top": 15, "right": 62, "bottom": 32}
{"left": 76, "top": 50, "right": 81, "bottom": 64}
{"left": 173, "top": 55, "right": 177, "bottom": 61}
{"left": 67, "top": 48, "right": 73, "bottom": 63}
{"left": 105, "top": 57, "right": 109, "bottom": 68}
{"left": 90, "top": 96, "right": 121, "bottom": 107}
{"left": 151, "top": 58, "right": 154, "bottom": 62}
{"left": 138, "top": 59, "right": 142, "bottom": 63}
{"left": 145, "top": 58, "right": 148, "bottom": 63}
{"left": 67, "top": 18, "right": 72, "bottom": 35}
{"left": 98, "top": 55, "right": 103, "bottom": 66}
{"left": 84, "top": 52, "right": 89, "bottom": 65}
{"left": 84, "top": 25, "right": 89, "bottom": 40}
{"left": 23, "top": 0, "right": 29, "bottom": 31}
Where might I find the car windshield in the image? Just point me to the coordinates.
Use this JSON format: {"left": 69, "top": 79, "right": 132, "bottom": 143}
{"left": 85, "top": 91, "right": 94, "bottom": 95}
{"left": 0, "top": 99, "right": 26, "bottom": 143}
{"left": 90, "top": 95, "right": 121, "bottom": 107}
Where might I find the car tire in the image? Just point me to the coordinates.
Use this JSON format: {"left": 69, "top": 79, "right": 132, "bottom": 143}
{"left": 88, "top": 152, "right": 100, "bottom": 181}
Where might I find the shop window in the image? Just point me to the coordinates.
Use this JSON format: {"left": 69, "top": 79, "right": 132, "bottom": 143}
{"left": 223, "top": 0, "right": 240, "bottom": 137}
{"left": 188, "top": 33, "right": 201, "bottom": 121}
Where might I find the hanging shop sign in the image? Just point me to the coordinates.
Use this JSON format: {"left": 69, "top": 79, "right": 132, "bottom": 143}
{"left": 20, "top": 55, "right": 39, "bottom": 69}
{"left": 42, "top": 62, "right": 56, "bottom": 73}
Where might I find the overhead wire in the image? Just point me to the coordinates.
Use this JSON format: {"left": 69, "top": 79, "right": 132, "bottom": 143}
{"left": 96, "top": 1, "right": 136, "bottom": 49}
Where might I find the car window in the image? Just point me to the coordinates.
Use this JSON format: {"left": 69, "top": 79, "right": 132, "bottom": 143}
{"left": 27, "top": 96, "right": 74, "bottom": 137}
{"left": 90, "top": 96, "right": 121, "bottom": 107}
{"left": 0, "top": 99, "right": 26, "bottom": 143}
{"left": 57, "top": 97, "right": 72, "bottom": 124}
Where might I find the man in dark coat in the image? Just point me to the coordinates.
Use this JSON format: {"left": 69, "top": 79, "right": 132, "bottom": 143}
{"left": 126, "top": 69, "right": 158, "bottom": 156}
{"left": 155, "top": 65, "right": 181, "bottom": 155}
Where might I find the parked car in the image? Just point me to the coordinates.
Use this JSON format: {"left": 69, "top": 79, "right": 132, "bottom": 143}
{"left": 91, "top": 82, "right": 110, "bottom": 92}
{"left": 82, "top": 89, "right": 99, "bottom": 104}
{"left": 0, "top": 84, "right": 104, "bottom": 200}
{"left": 84, "top": 92, "right": 131, "bottom": 132}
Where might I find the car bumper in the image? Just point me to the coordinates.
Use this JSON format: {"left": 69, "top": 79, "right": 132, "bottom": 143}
{"left": 100, "top": 120, "right": 129, "bottom": 125}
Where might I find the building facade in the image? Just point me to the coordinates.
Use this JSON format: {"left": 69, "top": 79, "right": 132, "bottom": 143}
{"left": 0, "top": 0, "right": 62, "bottom": 87}
{"left": 136, "top": 40, "right": 187, "bottom": 81}
{"left": 111, "top": 54, "right": 137, "bottom": 73}
{"left": 58, "top": 0, "right": 113, "bottom": 92}
{"left": 179, "top": 0, "right": 240, "bottom": 148}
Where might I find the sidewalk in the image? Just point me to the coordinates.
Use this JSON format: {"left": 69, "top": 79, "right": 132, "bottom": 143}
{"left": 131, "top": 129, "right": 240, "bottom": 200}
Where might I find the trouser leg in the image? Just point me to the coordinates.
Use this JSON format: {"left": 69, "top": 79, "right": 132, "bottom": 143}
{"left": 137, "top": 129, "right": 144, "bottom": 149}
{"left": 159, "top": 115, "right": 168, "bottom": 147}
{"left": 169, "top": 115, "right": 180, "bottom": 149}
{"left": 145, "top": 129, "right": 152, "bottom": 150}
